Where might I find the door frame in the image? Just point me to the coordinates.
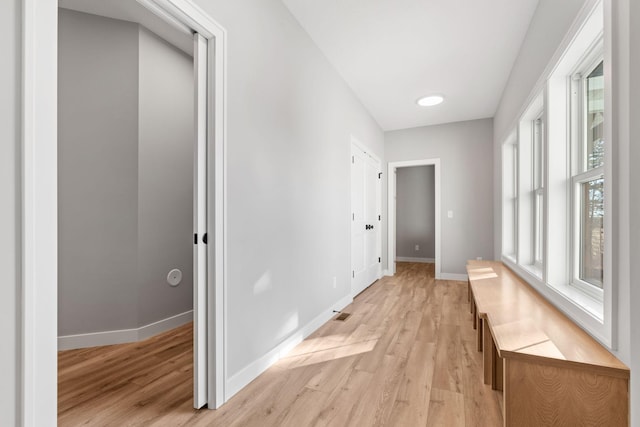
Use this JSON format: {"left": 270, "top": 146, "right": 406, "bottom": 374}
{"left": 350, "top": 136, "right": 382, "bottom": 298}
{"left": 21, "top": 0, "right": 227, "bottom": 424}
{"left": 387, "top": 159, "right": 441, "bottom": 279}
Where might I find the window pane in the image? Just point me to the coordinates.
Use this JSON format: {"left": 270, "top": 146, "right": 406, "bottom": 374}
{"left": 580, "top": 177, "right": 604, "bottom": 287}
{"left": 585, "top": 61, "right": 604, "bottom": 170}
{"left": 535, "top": 192, "right": 544, "bottom": 264}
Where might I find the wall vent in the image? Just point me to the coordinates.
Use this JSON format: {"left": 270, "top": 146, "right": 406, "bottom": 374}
{"left": 334, "top": 312, "right": 351, "bottom": 321}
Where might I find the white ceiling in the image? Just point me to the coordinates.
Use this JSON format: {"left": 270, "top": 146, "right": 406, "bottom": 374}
{"left": 282, "top": 0, "right": 540, "bottom": 131}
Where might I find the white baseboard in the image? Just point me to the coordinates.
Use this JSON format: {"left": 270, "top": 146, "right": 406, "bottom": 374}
{"left": 439, "top": 273, "right": 468, "bottom": 281}
{"left": 382, "top": 269, "right": 392, "bottom": 277}
{"left": 395, "top": 257, "right": 435, "bottom": 263}
{"left": 58, "top": 310, "right": 193, "bottom": 351}
{"left": 225, "top": 293, "right": 353, "bottom": 401}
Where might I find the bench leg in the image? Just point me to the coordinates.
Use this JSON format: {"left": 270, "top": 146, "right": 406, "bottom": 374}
{"left": 493, "top": 345, "right": 503, "bottom": 391}
{"left": 472, "top": 300, "right": 477, "bottom": 330}
{"left": 477, "top": 315, "right": 483, "bottom": 352}
{"left": 483, "top": 319, "right": 493, "bottom": 385}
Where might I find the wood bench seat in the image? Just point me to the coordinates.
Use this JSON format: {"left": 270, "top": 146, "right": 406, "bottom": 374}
{"left": 466, "top": 260, "right": 629, "bottom": 426}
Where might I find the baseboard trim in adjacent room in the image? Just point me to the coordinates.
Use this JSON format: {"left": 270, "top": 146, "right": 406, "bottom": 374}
{"left": 225, "top": 293, "right": 353, "bottom": 400}
{"left": 395, "top": 257, "right": 435, "bottom": 263}
{"left": 58, "top": 310, "right": 193, "bottom": 351}
{"left": 439, "top": 273, "right": 468, "bottom": 281}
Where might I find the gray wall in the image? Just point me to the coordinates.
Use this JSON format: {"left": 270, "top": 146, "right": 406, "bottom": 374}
{"left": 396, "top": 166, "right": 435, "bottom": 259}
{"left": 0, "top": 0, "right": 20, "bottom": 423}
{"left": 196, "top": 0, "right": 384, "bottom": 378}
{"left": 385, "top": 118, "right": 494, "bottom": 275}
{"left": 137, "top": 27, "right": 194, "bottom": 326}
{"left": 58, "top": 10, "right": 193, "bottom": 336}
{"left": 58, "top": 10, "right": 140, "bottom": 335}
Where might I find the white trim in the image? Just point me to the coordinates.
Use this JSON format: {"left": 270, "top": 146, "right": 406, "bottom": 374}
{"left": 225, "top": 293, "right": 353, "bottom": 400}
{"left": 382, "top": 269, "right": 392, "bottom": 277}
{"left": 22, "top": 0, "right": 228, "bottom": 422}
{"left": 22, "top": 1, "right": 58, "bottom": 425}
{"left": 395, "top": 257, "right": 435, "bottom": 263}
{"left": 58, "top": 311, "right": 194, "bottom": 351}
{"left": 387, "top": 159, "right": 441, "bottom": 279}
{"left": 439, "top": 273, "right": 469, "bottom": 281}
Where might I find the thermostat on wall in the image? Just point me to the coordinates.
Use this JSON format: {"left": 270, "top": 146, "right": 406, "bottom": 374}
{"left": 167, "top": 269, "right": 182, "bottom": 287}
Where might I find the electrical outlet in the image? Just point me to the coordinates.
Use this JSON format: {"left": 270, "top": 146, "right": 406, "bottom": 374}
{"left": 448, "top": 210, "right": 454, "bottom": 219}
{"left": 332, "top": 276, "right": 337, "bottom": 289}
{"left": 415, "top": 244, "right": 420, "bottom": 251}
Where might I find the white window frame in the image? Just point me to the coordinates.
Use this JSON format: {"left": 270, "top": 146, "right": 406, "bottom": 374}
{"left": 514, "top": 93, "right": 544, "bottom": 280}
{"left": 570, "top": 48, "right": 605, "bottom": 301}
{"left": 501, "top": 135, "right": 518, "bottom": 262}
{"left": 501, "top": 0, "right": 614, "bottom": 349}
{"left": 533, "top": 115, "right": 545, "bottom": 269}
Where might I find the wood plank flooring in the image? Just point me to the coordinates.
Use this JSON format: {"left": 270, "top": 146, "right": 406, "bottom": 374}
{"left": 58, "top": 262, "right": 503, "bottom": 426}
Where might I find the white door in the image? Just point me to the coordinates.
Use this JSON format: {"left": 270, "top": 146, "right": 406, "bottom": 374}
{"left": 351, "top": 142, "right": 381, "bottom": 297}
{"left": 193, "top": 33, "right": 208, "bottom": 409}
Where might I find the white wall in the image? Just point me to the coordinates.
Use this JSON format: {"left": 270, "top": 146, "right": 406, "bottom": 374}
{"left": 137, "top": 27, "right": 194, "bottom": 326}
{"left": 396, "top": 166, "right": 435, "bottom": 259}
{"left": 628, "top": 0, "right": 640, "bottom": 422}
{"left": 385, "top": 119, "right": 494, "bottom": 275}
{"left": 0, "top": 0, "right": 20, "bottom": 423}
{"left": 184, "top": 0, "right": 385, "bottom": 384}
{"left": 493, "top": 0, "right": 640, "bottom": 423}
{"left": 58, "top": 10, "right": 194, "bottom": 338}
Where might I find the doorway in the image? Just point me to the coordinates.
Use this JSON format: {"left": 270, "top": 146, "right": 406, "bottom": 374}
{"left": 350, "top": 137, "right": 382, "bottom": 297}
{"left": 387, "top": 159, "right": 442, "bottom": 278}
{"left": 21, "top": 0, "right": 227, "bottom": 422}
{"left": 56, "top": 0, "right": 210, "bottom": 411}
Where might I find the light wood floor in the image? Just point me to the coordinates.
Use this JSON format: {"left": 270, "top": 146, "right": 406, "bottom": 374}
{"left": 58, "top": 262, "right": 503, "bottom": 426}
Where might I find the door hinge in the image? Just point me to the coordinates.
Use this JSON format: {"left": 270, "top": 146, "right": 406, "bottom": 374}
{"left": 352, "top": 156, "right": 354, "bottom": 164}
{"left": 202, "top": 233, "right": 208, "bottom": 244}
{"left": 194, "top": 233, "right": 198, "bottom": 244}
{"left": 378, "top": 215, "right": 381, "bottom": 220}
{"left": 352, "top": 213, "right": 355, "bottom": 220}
{"left": 378, "top": 172, "right": 382, "bottom": 179}
{"left": 378, "top": 257, "right": 381, "bottom": 263}
{"left": 352, "top": 270, "right": 355, "bottom": 278}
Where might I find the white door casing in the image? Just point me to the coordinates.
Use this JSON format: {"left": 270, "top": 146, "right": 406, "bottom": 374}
{"left": 351, "top": 139, "right": 382, "bottom": 297}
{"left": 387, "top": 159, "right": 441, "bottom": 278}
{"left": 21, "top": 0, "right": 227, "bottom": 424}
{"left": 193, "top": 32, "right": 208, "bottom": 409}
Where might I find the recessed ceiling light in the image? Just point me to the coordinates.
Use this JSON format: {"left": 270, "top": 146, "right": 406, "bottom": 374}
{"left": 417, "top": 95, "right": 444, "bottom": 107}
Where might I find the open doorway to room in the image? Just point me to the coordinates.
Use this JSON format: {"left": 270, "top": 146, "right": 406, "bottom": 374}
{"left": 22, "top": 0, "right": 226, "bottom": 422}
{"left": 395, "top": 166, "right": 436, "bottom": 271}
{"left": 387, "top": 159, "right": 441, "bottom": 279}
{"left": 54, "top": 0, "right": 218, "bottom": 421}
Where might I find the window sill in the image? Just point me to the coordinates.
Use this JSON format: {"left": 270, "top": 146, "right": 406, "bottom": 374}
{"left": 547, "top": 281, "right": 603, "bottom": 322}
{"left": 502, "top": 256, "right": 610, "bottom": 348}
{"left": 520, "top": 263, "right": 543, "bottom": 281}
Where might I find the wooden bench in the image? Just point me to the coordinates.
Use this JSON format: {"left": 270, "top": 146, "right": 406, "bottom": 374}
{"left": 466, "top": 260, "right": 629, "bottom": 426}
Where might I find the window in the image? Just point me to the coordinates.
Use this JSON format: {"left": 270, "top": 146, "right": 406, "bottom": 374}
{"left": 513, "top": 93, "right": 544, "bottom": 276}
{"left": 502, "top": 137, "right": 518, "bottom": 260}
{"left": 533, "top": 115, "right": 544, "bottom": 268}
{"left": 572, "top": 57, "right": 604, "bottom": 296}
{"left": 501, "top": 2, "right": 612, "bottom": 347}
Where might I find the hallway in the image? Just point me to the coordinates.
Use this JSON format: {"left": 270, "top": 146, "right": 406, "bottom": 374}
{"left": 58, "top": 263, "right": 502, "bottom": 426}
